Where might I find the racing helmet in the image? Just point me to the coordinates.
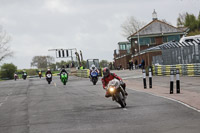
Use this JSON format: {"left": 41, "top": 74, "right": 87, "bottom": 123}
{"left": 91, "top": 64, "right": 95, "bottom": 70}
{"left": 103, "top": 67, "right": 110, "bottom": 77}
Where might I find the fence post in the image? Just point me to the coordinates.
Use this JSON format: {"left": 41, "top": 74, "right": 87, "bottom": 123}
{"left": 176, "top": 69, "right": 180, "bottom": 94}
{"left": 142, "top": 69, "right": 147, "bottom": 89}
{"left": 149, "top": 67, "right": 152, "bottom": 88}
{"left": 170, "top": 69, "right": 174, "bottom": 94}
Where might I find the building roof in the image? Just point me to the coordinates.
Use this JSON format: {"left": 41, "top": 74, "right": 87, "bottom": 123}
{"left": 132, "top": 38, "right": 200, "bottom": 57}
{"left": 128, "top": 19, "right": 188, "bottom": 39}
{"left": 118, "top": 41, "right": 131, "bottom": 45}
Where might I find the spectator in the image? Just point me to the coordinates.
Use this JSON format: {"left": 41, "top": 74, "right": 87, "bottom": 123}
{"left": 130, "top": 60, "right": 134, "bottom": 70}
{"left": 141, "top": 59, "right": 145, "bottom": 69}
{"left": 135, "top": 60, "right": 138, "bottom": 69}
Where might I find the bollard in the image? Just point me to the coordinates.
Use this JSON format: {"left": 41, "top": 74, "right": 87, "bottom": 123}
{"left": 149, "top": 67, "right": 152, "bottom": 88}
{"left": 142, "top": 69, "right": 147, "bottom": 89}
{"left": 176, "top": 69, "right": 180, "bottom": 93}
{"left": 170, "top": 69, "right": 174, "bottom": 94}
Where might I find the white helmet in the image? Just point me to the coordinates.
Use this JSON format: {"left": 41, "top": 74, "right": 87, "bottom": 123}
{"left": 91, "top": 64, "right": 95, "bottom": 70}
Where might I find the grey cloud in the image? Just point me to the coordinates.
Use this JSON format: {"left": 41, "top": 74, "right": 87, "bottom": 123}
{"left": 1, "top": 0, "right": 200, "bottom": 68}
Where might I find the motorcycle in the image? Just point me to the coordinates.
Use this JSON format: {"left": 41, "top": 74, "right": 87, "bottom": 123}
{"left": 39, "top": 73, "right": 42, "bottom": 78}
{"left": 107, "top": 79, "right": 127, "bottom": 108}
{"left": 22, "top": 73, "right": 27, "bottom": 80}
{"left": 46, "top": 74, "right": 52, "bottom": 84}
{"left": 61, "top": 72, "right": 68, "bottom": 85}
{"left": 14, "top": 74, "right": 18, "bottom": 81}
{"left": 90, "top": 71, "right": 98, "bottom": 85}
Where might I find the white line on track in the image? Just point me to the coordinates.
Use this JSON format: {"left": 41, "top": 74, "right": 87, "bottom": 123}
{"left": 130, "top": 89, "right": 200, "bottom": 113}
{"left": 54, "top": 82, "right": 57, "bottom": 87}
{"left": 0, "top": 103, "right": 3, "bottom": 107}
{"left": 122, "top": 76, "right": 142, "bottom": 80}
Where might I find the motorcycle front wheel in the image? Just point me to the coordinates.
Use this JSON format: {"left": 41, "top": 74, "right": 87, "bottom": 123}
{"left": 116, "top": 92, "right": 126, "bottom": 108}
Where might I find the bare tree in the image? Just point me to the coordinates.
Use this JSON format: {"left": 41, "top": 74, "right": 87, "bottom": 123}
{"left": 31, "top": 56, "right": 55, "bottom": 69}
{"left": 121, "top": 16, "right": 146, "bottom": 38}
{"left": 0, "top": 26, "right": 13, "bottom": 62}
{"left": 177, "top": 13, "right": 186, "bottom": 27}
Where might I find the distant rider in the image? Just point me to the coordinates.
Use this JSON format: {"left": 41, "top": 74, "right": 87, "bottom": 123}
{"left": 60, "top": 66, "right": 68, "bottom": 80}
{"left": 38, "top": 71, "right": 42, "bottom": 78}
{"left": 45, "top": 69, "right": 52, "bottom": 79}
{"left": 14, "top": 73, "right": 18, "bottom": 80}
{"left": 101, "top": 67, "right": 128, "bottom": 97}
{"left": 22, "top": 70, "right": 27, "bottom": 76}
{"left": 90, "top": 64, "right": 99, "bottom": 74}
{"left": 89, "top": 64, "right": 99, "bottom": 80}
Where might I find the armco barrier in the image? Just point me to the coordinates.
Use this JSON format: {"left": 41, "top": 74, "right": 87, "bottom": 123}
{"left": 76, "top": 69, "right": 90, "bottom": 78}
{"left": 152, "top": 64, "right": 200, "bottom": 76}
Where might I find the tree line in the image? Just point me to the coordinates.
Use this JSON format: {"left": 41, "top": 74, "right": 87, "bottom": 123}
{"left": 177, "top": 12, "right": 200, "bottom": 36}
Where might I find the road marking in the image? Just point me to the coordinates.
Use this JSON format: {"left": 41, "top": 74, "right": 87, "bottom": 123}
{"left": 0, "top": 103, "right": 3, "bottom": 107}
{"left": 130, "top": 89, "right": 200, "bottom": 113}
{"left": 123, "top": 76, "right": 142, "bottom": 80}
{"left": 54, "top": 82, "right": 57, "bottom": 87}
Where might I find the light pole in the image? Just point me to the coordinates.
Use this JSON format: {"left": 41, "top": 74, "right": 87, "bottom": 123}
{"left": 137, "top": 31, "right": 140, "bottom": 54}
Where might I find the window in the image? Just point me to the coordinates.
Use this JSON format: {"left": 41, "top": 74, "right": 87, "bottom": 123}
{"left": 167, "top": 35, "right": 180, "bottom": 42}
{"left": 151, "top": 37, "right": 155, "bottom": 44}
{"left": 119, "top": 44, "right": 126, "bottom": 50}
{"left": 163, "top": 36, "right": 168, "bottom": 43}
{"left": 139, "top": 38, "right": 150, "bottom": 45}
{"left": 126, "top": 44, "right": 131, "bottom": 53}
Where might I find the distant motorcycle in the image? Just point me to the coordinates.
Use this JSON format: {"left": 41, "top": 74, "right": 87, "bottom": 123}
{"left": 107, "top": 79, "right": 127, "bottom": 108}
{"left": 39, "top": 73, "right": 42, "bottom": 78}
{"left": 22, "top": 73, "right": 27, "bottom": 80}
{"left": 90, "top": 71, "right": 98, "bottom": 85}
{"left": 14, "top": 74, "right": 18, "bottom": 81}
{"left": 61, "top": 72, "right": 68, "bottom": 85}
{"left": 46, "top": 74, "right": 52, "bottom": 84}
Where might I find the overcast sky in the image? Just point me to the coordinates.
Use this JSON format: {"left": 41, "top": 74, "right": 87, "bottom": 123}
{"left": 0, "top": 0, "right": 200, "bottom": 69}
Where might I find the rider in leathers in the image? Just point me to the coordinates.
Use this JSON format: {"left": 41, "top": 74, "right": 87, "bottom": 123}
{"left": 101, "top": 67, "right": 128, "bottom": 97}
{"left": 45, "top": 69, "right": 52, "bottom": 80}
{"left": 60, "top": 66, "right": 68, "bottom": 80}
{"left": 89, "top": 64, "right": 99, "bottom": 80}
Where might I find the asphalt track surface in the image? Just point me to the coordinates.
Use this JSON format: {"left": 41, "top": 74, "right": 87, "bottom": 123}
{"left": 0, "top": 76, "right": 200, "bottom": 133}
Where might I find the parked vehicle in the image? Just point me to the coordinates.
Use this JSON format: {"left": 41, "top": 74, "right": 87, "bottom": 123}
{"left": 179, "top": 35, "right": 200, "bottom": 43}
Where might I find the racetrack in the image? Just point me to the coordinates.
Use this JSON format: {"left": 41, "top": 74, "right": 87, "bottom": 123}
{"left": 0, "top": 76, "right": 200, "bottom": 133}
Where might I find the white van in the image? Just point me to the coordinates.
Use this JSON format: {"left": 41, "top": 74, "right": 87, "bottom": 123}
{"left": 179, "top": 35, "right": 200, "bottom": 43}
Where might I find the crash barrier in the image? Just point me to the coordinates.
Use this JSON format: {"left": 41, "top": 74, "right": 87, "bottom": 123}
{"left": 76, "top": 69, "right": 90, "bottom": 78}
{"left": 152, "top": 64, "right": 200, "bottom": 76}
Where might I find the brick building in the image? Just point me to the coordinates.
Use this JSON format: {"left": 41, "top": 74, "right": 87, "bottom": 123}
{"left": 113, "top": 41, "right": 131, "bottom": 69}
{"left": 114, "top": 10, "right": 188, "bottom": 69}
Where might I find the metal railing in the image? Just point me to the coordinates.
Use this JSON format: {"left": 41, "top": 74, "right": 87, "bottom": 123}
{"left": 152, "top": 39, "right": 200, "bottom": 65}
